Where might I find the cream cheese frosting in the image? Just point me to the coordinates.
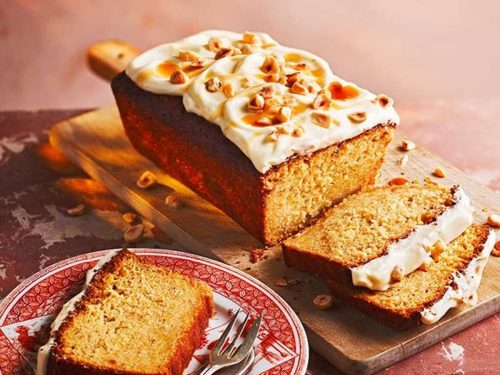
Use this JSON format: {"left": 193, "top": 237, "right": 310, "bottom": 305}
{"left": 125, "top": 30, "right": 399, "bottom": 173}
{"left": 351, "top": 187, "right": 474, "bottom": 291}
{"left": 421, "top": 229, "right": 495, "bottom": 324}
{"left": 36, "top": 249, "right": 121, "bottom": 375}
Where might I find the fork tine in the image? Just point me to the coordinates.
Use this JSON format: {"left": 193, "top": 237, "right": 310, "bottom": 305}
{"left": 233, "top": 315, "right": 262, "bottom": 359}
{"left": 212, "top": 309, "right": 241, "bottom": 355}
{"left": 223, "top": 312, "right": 250, "bottom": 356}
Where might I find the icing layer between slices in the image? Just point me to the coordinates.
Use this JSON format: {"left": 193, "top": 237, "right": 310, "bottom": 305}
{"left": 36, "top": 249, "right": 121, "bottom": 375}
{"left": 125, "top": 30, "right": 399, "bottom": 173}
{"left": 351, "top": 187, "right": 474, "bottom": 291}
{"left": 421, "top": 229, "right": 495, "bottom": 324}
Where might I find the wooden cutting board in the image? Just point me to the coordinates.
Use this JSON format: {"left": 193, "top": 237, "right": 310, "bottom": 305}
{"left": 50, "top": 41, "right": 500, "bottom": 374}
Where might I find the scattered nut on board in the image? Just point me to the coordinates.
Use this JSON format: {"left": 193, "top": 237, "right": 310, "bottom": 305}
{"left": 165, "top": 195, "right": 183, "bottom": 208}
{"left": 492, "top": 241, "right": 500, "bottom": 257}
{"left": 401, "top": 140, "right": 415, "bottom": 151}
{"left": 275, "top": 278, "right": 288, "bottom": 287}
{"left": 124, "top": 224, "right": 145, "bottom": 243}
{"left": 313, "top": 294, "right": 334, "bottom": 310}
{"left": 397, "top": 154, "right": 409, "bottom": 167}
{"left": 136, "top": 171, "right": 157, "bottom": 189}
{"left": 389, "top": 176, "right": 408, "bottom": 186}
{"left": 433, "top": 167, "right": 446, "bottom": 178}
{"left": 487, "top": 214, "right": 500, "bottom": 228}
{"left": 122, "top": 212, "right": 138, "bottom": 224}
{"left": 66, "top": 204, "right": 85, "bottom": 216}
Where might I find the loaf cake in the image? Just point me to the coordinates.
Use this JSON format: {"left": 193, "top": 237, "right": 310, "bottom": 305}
{"left": 112, "top": 30, "right": 399, "bottom": 245}
{"left": 328, "top": 225, "right": 495, "bottom": 329}
{"left": 283, "top": 182, "right": 474, "bottom": 290}
{"left": 37, "top": 249, "right": 214, "bottom": 375}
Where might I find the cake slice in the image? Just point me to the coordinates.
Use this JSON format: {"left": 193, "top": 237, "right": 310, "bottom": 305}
{"left": 112, "top": 30, "right": 399, "bottom": 246}
{"left": 37, "top": 249, "right": 214, "bottom": 375}
{"left": 328, "top": 225, "right": 495, "bottom": 329}
{"left": 283, "top": 182, "right": 474, "bottom": 291}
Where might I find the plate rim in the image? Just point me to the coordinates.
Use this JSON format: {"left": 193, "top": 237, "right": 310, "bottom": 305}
{"left": 0, "top": 247, "right": 309, "bottom": 375}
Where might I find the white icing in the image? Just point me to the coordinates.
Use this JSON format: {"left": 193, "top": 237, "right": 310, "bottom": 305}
{"left": 351, "top": 187, "right": 474, "bottom": 291}
{"left": 36, "top": 249, "right": 121, "bottom": 375}
{"left": 421, "top": 229, "right": 495, "bottom": 324}
{"left": 125, "top": 30, "right": 400, "bottom": 173}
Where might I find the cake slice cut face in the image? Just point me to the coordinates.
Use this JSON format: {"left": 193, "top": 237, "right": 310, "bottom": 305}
{"left": 283, "top": 182, "right": 474, "bottom": 290}
{"left": 328, "top": 225, "right": 495, "bottom": 329}
{"left": 113, "top": 30, "right": 399, "bottom": 245}
{"left": 37, "top": 249, "right": 214, "bottom": 375}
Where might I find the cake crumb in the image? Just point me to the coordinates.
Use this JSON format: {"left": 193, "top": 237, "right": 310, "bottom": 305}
{"left": 250, "top": 248, "right": 268, "bottom": 263}
{"left": 313, "top": 294, "right": 334, "bottom": 310}
{"left": 433, "top": 167, "right": 446, "bottom": 178}
{"left": 66, "top": 204, "right": 85, "bottom": 217}
{"left": 487, "top": 214, "right": 500, "bottom": 228}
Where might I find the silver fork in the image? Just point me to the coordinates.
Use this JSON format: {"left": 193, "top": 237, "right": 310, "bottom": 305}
{"left": 200, "top": 309, "right": 262, "bottom": 375}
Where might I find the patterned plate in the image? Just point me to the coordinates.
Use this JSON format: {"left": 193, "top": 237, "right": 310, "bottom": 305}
{"left": 0, "top": 248, "right": 308, "bottom": 375}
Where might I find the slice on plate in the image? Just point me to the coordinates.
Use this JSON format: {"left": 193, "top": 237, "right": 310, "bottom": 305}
{"left": 283, "top": 181, "right": 473, "bottom": 291}
{"left": 37, "top": 249, "right": 214, "bottom": 375}
{"left": 328, "top": 224, "right": 495, "bottom": 329}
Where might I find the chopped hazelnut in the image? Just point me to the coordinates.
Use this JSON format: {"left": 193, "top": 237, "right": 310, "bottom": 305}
{"left": 276, "top": 106, "right": 292, "bottom": 123}
{"left": 292, "top": 127, "right": 304, "bottom": 137}
{"left": 433, "top": 167, "right": 446, "bottom": 178}
{"left": 208, "top": 37, "right": 223, "bottom": 52}
{"left": 67, "top": 203, "right": 85, "bottom": 217}
{"left": 215, "top": 47, "right": 233, "bottom": 59}
{"left": 177, "top": 50, "right": 199, "bottom": 62}
{"left": 307, "top": 82, "right": 321, "bottom": 93}
{"left": 418, "top": 257, "right": 434, "bottom": 271}
{"left": 260, "top": 56, "right": 280, "bottom": 75}
{"left": 492, "top": 241, "right": 500, "bottom": 257}
{"left": 313, "top": 294, "right": 334, "bottom": 310}
{"left": 190, "top": 59, "right": 208, "bottom": 69}
{"left": 401, "top": 139, "right": 416, "bottom": 151}
{"left": 264, "top": 97, "right": 283, "bottom": 114}
{"left": 347, "top": 111, "right": 367, "bottom": 124}
{"left": 122, "top": 212, "right": 138, "bottom": 224}
{"left": 487, "top": 214, "right": 500, "bottom": 228}
{"left": 312, "top": 93, "right": 331, "bottom": 110}
{"left": 222, "top": 83, "right": 234, "bottom": 98}
{"left": 165, "top": 194, "right": 183, "bottom": 208}
{"left": 275, "top": 278, "right": 288, "bottom": 287}
{"left": 241, "top": 44, "right": 254, "bottom": 55}
{"left": 290, "top": 81, "right": 308, "bottom": 95}
{"left": 311, "top": 112, "right": 331, "bottom": 128}
{"left": 242, "top": 32, "right": 257, "bottom": 44}
{"left": 205, "top": 77, "right": 223, "bottom": 92}
{"left": 261, "top": 85, "right": 277, "bottom": 99}
{"left": 374, "top": 94, "right": 393, "bottom": 107}
{"left": 391, "top": 265, "right": 404, "bottom": 281}
{"left": 169, "top": 70, "right": 188, "bottom": 84}
{"left": 286, "top": 72, "right": 303, "bottom": 87}
{"left": 266, "top": 130, "right": 279, "bottom": 142}
{"left": 397, "top": 154, "right": 409, "bottom": 167}
{"left": 248, "top": 94, "right": 265, "bottom": 111}
{"left": 293, "top": 62, "right": 307, "bottom": 70}
{"left": 137, "top": 170, "right": 157, "bottom": 189}
{"left": 389, "top": 176, "right": 408, "bottom": 186}
{"left": 124, "top": 224, "right": 144, "bottom": 243}
{"left": 429, "top": 240, "right": 446, "bottom": 260}
{"left": 257, "top": 117, "right": 273, "bottom": 126}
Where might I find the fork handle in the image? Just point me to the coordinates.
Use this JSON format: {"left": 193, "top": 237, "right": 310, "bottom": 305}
{"left": 199, "top": 364, "right": 223, "bottom": 375}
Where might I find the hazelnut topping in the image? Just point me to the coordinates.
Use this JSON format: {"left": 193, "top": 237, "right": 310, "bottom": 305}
{"left": 276, "top": 106, "right": 292, "bottom": 123}
{"left": 208, "top": 37, "right": 222, "bottom": 52}
{"left": 177, "top": 50, "right": 199, "bottom": 62}
{"left": 169, "top": 69, "right": 188, "bottom": 84}
{"left": 248, "top": 94, "right": 265, "bottom": 111}
{"left": 242, "top": 32, "right": 257, "bottom": 44}
{"left": 290, "top": 81, "right": 308, "bottom": 95}
{"left": 374, "top": 94, "right": 393, "bottom": 107}
{"left": 260, "top": 56, "right": 280, "bottom": 75}
{"left": 261, "top": 85, "right": 277, "bottom": 99}
{"left": 241, "top": 44, "right": 254, "bottom": 55}
{"left": 215, "top": 47, "right": 234, "bottom": 59}
{"left": 222, "top": 83, "right": 234, "bottom": 98}
{"left": 205, "top": 77, "right": 223, "bottom": 92}
{"left": 347, "top": 111, "right": 367, "bottom": 124}
{"left": 312, "top": 93, "right": 331, "bottom": 110}
{"left": 311, "top": 112, "right": 331, "bottom": 128}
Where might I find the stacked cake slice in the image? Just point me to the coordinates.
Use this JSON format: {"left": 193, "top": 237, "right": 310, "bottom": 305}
{"left": 283, "top": 181, "right": 495, "bottom": 328}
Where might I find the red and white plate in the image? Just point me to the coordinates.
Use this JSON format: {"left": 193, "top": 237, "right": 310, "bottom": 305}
{"left": 0, "top": 248, "right": 308, "bottom": 375}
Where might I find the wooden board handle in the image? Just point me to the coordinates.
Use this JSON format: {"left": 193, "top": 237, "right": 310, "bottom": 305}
{"left": 87, "top": 40, "right": 140, "bottom": 82}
